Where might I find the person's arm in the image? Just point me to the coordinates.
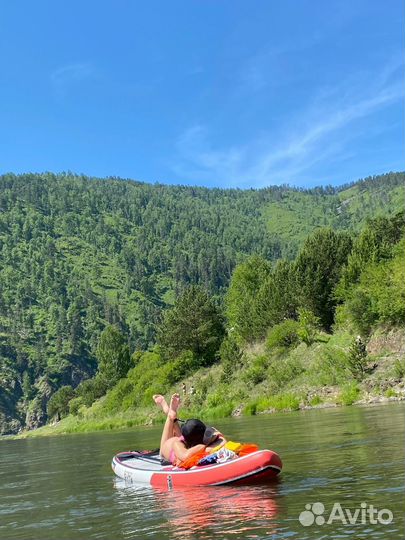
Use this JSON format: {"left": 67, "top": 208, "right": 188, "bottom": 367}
{"left": 209, "top": 429, "right": 227, "bottom": 448}
{"left": 173, "top": 440, "right": 206, "bottom": 461}
{"left": 214, "top": 435, "right": 227, "bottom": 448}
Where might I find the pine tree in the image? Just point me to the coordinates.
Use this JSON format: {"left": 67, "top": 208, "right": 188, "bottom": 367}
{"left": 96, "top": 325, "right": 132, "bottom": 386}
{"left": 295, "top": 229, "right": 352, "bottom": 329}
{"left": 158, "top": 285, "right": 225, "bottom": 365}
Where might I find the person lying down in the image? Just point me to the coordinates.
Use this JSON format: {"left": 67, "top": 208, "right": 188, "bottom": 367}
{"left": 153, "top": 393, "right": 226, "bottom": 466}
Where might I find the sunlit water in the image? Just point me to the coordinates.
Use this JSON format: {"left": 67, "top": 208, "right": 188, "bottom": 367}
{"left": 0, "top": 403, "right": 404, "bottom": 539}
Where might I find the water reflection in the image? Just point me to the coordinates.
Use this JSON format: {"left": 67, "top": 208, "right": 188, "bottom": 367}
{"left": 114, "top": 479, "right": 281, "bottom": 539}
{"left": 1, "top": 404, "right": 404, "bottom": 540}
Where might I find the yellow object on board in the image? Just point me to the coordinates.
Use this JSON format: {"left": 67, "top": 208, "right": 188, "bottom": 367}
{"left": 225, "top": 441, "right": 242, "bottom": 453}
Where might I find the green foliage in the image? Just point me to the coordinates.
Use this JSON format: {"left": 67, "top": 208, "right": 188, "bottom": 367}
{"left": 346, "top": 337, "right": 368, "bottom": 381}
{"left": 267, "top": 355, "right": 304, "bottom": 391}
{"left": 158, "top": 285, "right": 225, "bottom": 365}
{"left": 161, "top": 351, "right": 200, "bottom": 386}
{"left": 257, "top": 260, "right": 298, "bottom": 325}
{"left": 338, "top": 382, "right": 360, "bottom": 406}
{"left": 219, "top": 336, "right": 243, "bottom": 383}
{"left": 243, "top": 364, "right": 267, "bottom": 386}
{"left": 46, "top": 385, "right": 76, "bottom": 419}
{"left": 0, "top": 171, "right": 403, "bottom": 433}
{"left": 69, "top": 397, "right": 84, "bottom": 416}
{"left": 393, "top": 359, "right": 405, "bottom": 379}
{"left": 250, "top": 393, "right": 301, "bottom": 413}
{"left": 295, "top": 228, "right": 352, "bottom": 329}
{"left": 342, "top": 238, "right": 405, "bottom": 333}
{"left": 201, "top": 402, "right": 235, "bottom": 420}
{"left": 308, "top": 346, "right": 348, "bottom": 386}
{"left": 309, "top": 395, "right": 323, "bottom": 406}
{"left": 97, "top": 325, "right": 132, "bottom": 386}
{"left": 99, "top": 350, "right": 167, "bottom": 414}
{"left": 266, "top": 320, "right": 300, "bottom": 350}
{"left": 76, "top": 376, "right": 109, "bottom": 407}
{"left": 225, "top": 255, "right": 272, "bottom": 343}
{"left": 243, "top": 402, "right": 258, "bottom": 415}
{"left": 338, "top": 212, "right": 405, "bottom": 295}
{"left": 297, "top": 308, "right": 321, "bottom": 346}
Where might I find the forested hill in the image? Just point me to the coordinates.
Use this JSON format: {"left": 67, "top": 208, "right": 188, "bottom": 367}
{"left": 0, "top": 171, "right": 403, "bottom": 434}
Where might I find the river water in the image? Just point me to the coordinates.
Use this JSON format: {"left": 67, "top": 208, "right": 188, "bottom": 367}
{"left": 0, "top": 403, "right": 404, "bottom": 540}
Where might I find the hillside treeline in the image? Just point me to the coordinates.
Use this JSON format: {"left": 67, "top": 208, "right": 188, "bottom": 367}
{"left": 0, "top": 171, "right": 403, "bottom": 433}
{"left": 46, "top": 212, "right": 405, "bottom": 425}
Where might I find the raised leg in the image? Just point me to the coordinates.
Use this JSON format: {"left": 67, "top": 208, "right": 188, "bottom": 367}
{"left": 153, "top": 394, "right": 169, "bottom": 415}
{"left": 159, "top": 394, "right": 181, "bottom": 453}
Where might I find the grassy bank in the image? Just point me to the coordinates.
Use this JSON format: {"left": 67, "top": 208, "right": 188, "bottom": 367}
{"left": 14, "top": 326, "right": 405, "bottom": 439}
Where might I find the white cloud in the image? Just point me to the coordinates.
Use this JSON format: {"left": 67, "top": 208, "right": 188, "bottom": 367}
{"left": 172, "top": 61, "right": 404, "bottom": 188}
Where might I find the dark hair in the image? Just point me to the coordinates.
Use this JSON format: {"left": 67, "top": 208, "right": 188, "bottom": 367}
{"left": 181, "top": 419, "right": 206, "bottom": 447}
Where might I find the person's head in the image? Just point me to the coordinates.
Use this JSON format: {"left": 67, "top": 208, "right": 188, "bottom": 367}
{"left": 181, "top": 419, "right": 206, "bottom": 447}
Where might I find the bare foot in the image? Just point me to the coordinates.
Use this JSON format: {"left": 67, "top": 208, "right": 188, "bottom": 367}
{"left": 153, "top": 394, "right": 169, "bottom": 414}
{"left": 168, "top": 393, "right": 181, "bottom": 420}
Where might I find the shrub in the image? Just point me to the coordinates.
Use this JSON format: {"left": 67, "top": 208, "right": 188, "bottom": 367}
{"left": 393, "top": 359, "right": 405, "bottom": 379}
{"left": 69, "top": 396, "right": 84, "bottom": 416}
{"left": 104, "top": 378, "right": 135, "bottom": 412}
{"left": 162, "top": 350, "right": 200, "bottom": 386}
{"left": 76, "top": 376, "right": 109, "bottom": 407}
{"left": 255, "top": 393, "right": 301, "bottom": 412}
{"left": 266, "top": 320, "right": 300, "bottom": 350}
{"left": 206, "top": 391, "right": 224, "bottom": 408}
{"left": 243, "top": 401, "right": 258, "bottom": 415}
{"left": 195, "top": 374, "right": 214, "bottom": 405}
{"left": 346, "top": 336, "right": 368, "bottom": 381}
{"left": 219, "top": 336, "right": 243, "bottom": 383}
{"left": 297, "top": 308, "right": 321, "bottom": 345}
{"left": 47, "top": 385, "right": 76, "bottom": 419}
{"left": 345, "top": 290, "right": 376, "bottom": 335}
{"left": 243, "top": 365, "right": 266, "bottom": 386}
{"left": 267, "top": 355, "right": 304, "bottom": 391}
{"left": 309, "top": 395, "right": 323, "bottom": 406}
{"left": 338, "top": 382, "right": 360, "bottom": 405}
{"left": 308, "top": 346, "right": 348, "bottom": 386}
{"left": 342, "top": 239, "right": 405, "bottom": 333}
{"left": 203, "top": 403, "right": 234, "bottom": 420}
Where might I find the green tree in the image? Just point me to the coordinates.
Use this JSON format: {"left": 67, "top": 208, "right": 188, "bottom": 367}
{"left": 337, "top": 212, "right": 405, "bottom": 299}
{"left": 257, "top": 260, "right": 298, "bottom": 326}
{"left": 343, "top": 239, "right": 405, "bottom": 333}
{"left": 96, "top": 325, "right": 132, "bottom": 386}
{"left": 158, "top": 285, "right": 225, "bottom": 365}
{"left": 225, "top": 255, "right": 272, "bottom": 343}
{"left": 346, "top": 336, "right": 368, "bottom": 380}
{"left": 219, "top": 335, "right": 243, "bottom": 383}
{"left": 76, "top": 376, "right": 109, "bottom": 407}
{"left": 47, "top": 385, "right": 76, "bottom": 420}
{"left": 295, "top": 228, "right": 352, "bottom": 329}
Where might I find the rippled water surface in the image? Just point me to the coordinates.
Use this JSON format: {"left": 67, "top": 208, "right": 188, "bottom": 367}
{"left": 1, "top": 403, "right": 404, "bottom": 539}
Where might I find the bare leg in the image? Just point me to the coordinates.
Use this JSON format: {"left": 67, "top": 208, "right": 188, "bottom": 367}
{"left": 154, "top": 394, "right": 181, "bottom": 437}
{"left": 153, "top": 394, "right": 169, "bottom": 415}
{"left": 159, "top": 394, "right": 181, "bottom": 453}
{"left": 172, "top": 420, "right": 182, "bottom": 438}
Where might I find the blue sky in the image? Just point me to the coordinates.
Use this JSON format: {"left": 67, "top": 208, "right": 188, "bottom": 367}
{"left": 0, "top": 1, "right": 403, "bottom": 188}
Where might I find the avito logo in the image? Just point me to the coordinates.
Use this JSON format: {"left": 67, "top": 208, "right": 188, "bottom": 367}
{"left": 299, "top": 502, "right": 393, "bottom": 526}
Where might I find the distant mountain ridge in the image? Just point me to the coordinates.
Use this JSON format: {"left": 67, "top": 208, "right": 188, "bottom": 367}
{"left": 0, "top": 170, "right": 403, "bottom": 434}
